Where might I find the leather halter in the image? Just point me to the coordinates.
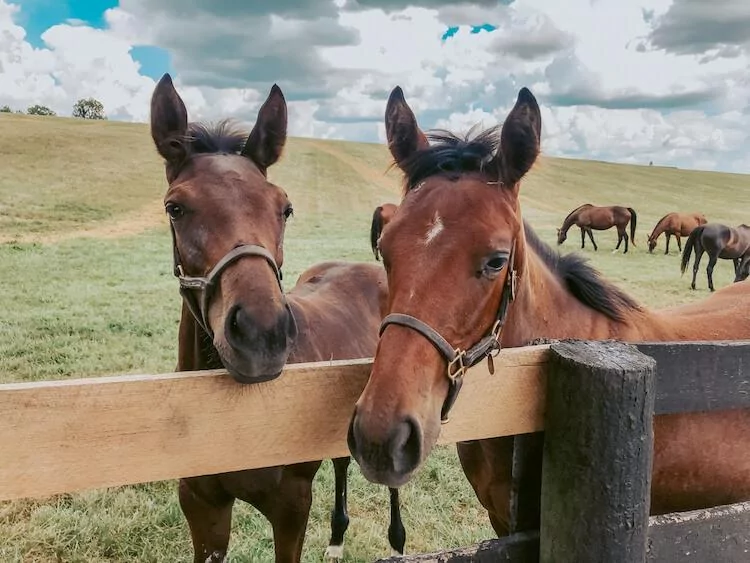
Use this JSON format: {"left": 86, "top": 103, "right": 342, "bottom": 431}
{"left": 169, "top": 223, "right": 283, "bottom": 338}
{"left": 379, "top": 243, "right": 518, "bottom": 423}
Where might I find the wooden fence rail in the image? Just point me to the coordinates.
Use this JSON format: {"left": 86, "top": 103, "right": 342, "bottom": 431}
{"left": 0, "top": 345, "right": 547, "bottom": 501}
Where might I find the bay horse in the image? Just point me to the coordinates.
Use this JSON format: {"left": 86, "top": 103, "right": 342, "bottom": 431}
{"left": 150, "top": 74, "right": 405, "bottom": 563}
{"left": 557, "top": 203, "right": 637, "bottom": 253}
{"left": 371, "top": 203, "right": 398, "bottom": 260}
{"left": 680, "top": 222, "right": 750, "bottom": 291}
{"left": 347, "top": 85, "right": 750, "bottom": 537}
{"left": 647, "top": 212, "right": 707, "bottom": 254}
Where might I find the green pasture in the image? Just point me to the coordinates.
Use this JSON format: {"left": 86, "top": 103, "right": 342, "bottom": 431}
{"left": 0, "top": 113, "right": 747, "bottom": 561}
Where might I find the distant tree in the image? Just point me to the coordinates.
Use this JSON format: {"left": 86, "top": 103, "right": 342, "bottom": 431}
{"left": 27, "top": 104, "right": 56, "bottom": 116}
{"left": 72, "top": 97, "right": 106, "bottom": 120}
{"left": 0, "top": 105, "right": 11, "bottom": 113}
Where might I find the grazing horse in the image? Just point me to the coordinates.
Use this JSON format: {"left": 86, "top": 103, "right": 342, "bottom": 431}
{"left": 347, "top": 86, "right": 750, "bottom": 538}
{"left": 557, "top": 203, "right": 637, "bottom": 253}
{"left": 371, "top": 203, "right": 398, "bottom": 260}
{"left": 680, "top": 222, "right": 750, "bottom": 291}
{"left": 647, "top": 212, "right": 707, "bottom": 254}
{"left": 150, "top": 74, "right": 405, "bottom": 563}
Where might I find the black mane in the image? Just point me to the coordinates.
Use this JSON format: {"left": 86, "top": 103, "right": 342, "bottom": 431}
{"left": 523, "top": 220, "right": 641, "bottom": 321}
{"left": 184, "top": 119, "right": 249, "bottom": 156}
{"left": 399, "top": 126, "right": 502, "bottom": 192}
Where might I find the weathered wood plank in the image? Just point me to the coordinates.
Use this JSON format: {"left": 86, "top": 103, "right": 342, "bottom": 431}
{"left": 646, "top": 501, "right": 750, "bottom": 562}
{"left": 540, "top": 341, "right": 656, "bottom": 563}
{"left": 0, "top": 345, "right": 548, "bottom": 501}
{"left": 375, "top": 531, "right": 539, "bottom": 563}
{"left": 635, "top": 341, "right": 750, "bottom": 414}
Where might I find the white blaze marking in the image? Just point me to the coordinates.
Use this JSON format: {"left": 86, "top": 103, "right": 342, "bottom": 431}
{"left": 424, "top": 212, "right": 444, "bottom": 245}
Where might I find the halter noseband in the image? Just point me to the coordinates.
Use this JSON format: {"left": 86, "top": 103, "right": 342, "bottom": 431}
{"left": 169, "top": 223, "right": 283, "bottom": 338}
{"left": 378, "top": 243, "right": 518, "bottom": 423}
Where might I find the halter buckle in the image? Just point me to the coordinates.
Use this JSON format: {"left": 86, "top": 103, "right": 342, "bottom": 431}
{"left": 447, "top": 349, "right": 467, "bottom": 382}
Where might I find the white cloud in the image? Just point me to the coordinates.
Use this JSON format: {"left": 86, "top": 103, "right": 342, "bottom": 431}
{"left": 0, "top": 0, "right": 749, "bottom": 173}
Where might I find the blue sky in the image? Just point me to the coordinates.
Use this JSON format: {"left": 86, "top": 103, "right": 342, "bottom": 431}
{"left": 17, "top": 0, "right": 172, "bottom": 79}
{"left": 2, "top": 0, "right": 750, "bottom": 173}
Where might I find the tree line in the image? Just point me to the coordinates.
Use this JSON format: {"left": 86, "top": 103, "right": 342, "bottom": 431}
{"left": 0, "top": 98, "right": 106, "bottom": 119}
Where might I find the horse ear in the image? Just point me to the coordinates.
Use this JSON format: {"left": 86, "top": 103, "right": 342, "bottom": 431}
{"left": 242, "top": 84, "right": 287, "bottom": 174}
{"left": 385, "top": 86, "right": 430, "bottom": 168}
{"left": 498, "top": 87, "right": 541, "bottom": 187}
{"left": 150, "top": 73, "right": 189, "bottom": 166}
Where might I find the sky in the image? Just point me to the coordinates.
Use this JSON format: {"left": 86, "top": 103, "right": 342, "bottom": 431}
{"left": 2, "top": 0, "right": 750, "bottom": 173}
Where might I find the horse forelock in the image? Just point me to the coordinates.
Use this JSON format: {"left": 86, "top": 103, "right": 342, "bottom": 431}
{"left": 397, "top": 125, "right": 502, "bottom": 194}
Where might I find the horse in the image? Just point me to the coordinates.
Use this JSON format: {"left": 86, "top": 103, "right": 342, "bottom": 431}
{"left": 371, "top": 203, "right": 398, "bottom": 260}
{"left": 647, "top": 212, "right": 707, "bottom": 254}
{"left": 347, "top": 85, "right": 750, "bottom": 538}
{"left": 150, "top": 74, "right": 405, "bottom": 563}
{"left": 680, "top": 222, "right": 750, "bottom": 291}
{"left": 556, "top": 203, "right": 637, "bottom": 253}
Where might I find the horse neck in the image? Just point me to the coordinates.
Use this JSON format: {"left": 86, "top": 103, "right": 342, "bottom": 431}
{"left": 501, "top": 239, "right": 651, "bottom": 346}
{"left": 560, "top": 207, "right": 584, "bottom": 234}
{"left": 649, "top": 216, "right": 668, "bottom": 241}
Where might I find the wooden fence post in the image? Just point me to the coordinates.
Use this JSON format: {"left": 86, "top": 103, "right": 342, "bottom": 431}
{"left": 540, "top": 340, "right": 656, "bottom": 563}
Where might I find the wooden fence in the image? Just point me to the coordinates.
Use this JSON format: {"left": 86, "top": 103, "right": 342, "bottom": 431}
{"left": 1, "top": 339, "right": 749, "bottom": 562}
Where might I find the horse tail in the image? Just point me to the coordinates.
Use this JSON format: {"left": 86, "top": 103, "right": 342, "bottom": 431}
{"left": 370, "top": 206, "right": 385, "bottom": 260}
{"left": 627, "top": 208, "right": 637, "bottom": 245}
{"left": 680, "top": 226, "right": 703, "bottom": 275}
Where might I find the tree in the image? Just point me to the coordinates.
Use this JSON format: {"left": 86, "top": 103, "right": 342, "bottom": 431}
{"left": 72, "top": 97, "right": 106, "bottom": 120}
{"left": 0, "top": 105, "right": 11, "bottom": 113}
{"left": 27, "top": 104, "right": 56, "bottom": 116}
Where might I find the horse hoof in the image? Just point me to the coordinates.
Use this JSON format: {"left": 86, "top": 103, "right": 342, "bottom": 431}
{"left": 390, "top": 548, "right": 405, "bottom": 557}
{"left": 325, "top": 544, "right": 344, "bottom": 559}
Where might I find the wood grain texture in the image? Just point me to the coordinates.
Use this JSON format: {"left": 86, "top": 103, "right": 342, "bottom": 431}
{"left": 0, "top": 345, "right": 549, "bottom": 501}
{"left": 540, "top": 340, "right": 656, "bottom": 563}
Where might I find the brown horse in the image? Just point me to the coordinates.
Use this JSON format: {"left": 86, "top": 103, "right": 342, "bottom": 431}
{"left": 647, "top": 212, "right": 707, "bottom": 254}
{"left": 347, "top": 86, "right": 750, "bottom": 538}
{"left": 557, "top": 203, "right": 637, "bottom": 253}
{"left": 371, "top": 203, "right": 398, "bottom": 260}
{"left": 150, "top": 74, "right": 405, "bottom": 563}
{"left": 680, "top": 222, "right": 750, "bottom": 291}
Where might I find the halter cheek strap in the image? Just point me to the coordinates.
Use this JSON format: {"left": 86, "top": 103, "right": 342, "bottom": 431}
{"left": 379, "top": 242, "right": 518, "bottom": 423}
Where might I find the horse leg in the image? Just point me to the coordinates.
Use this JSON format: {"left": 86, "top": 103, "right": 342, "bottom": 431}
{"left": 706, "top": 254, "right": 718, "bottom": 292}
{"left": 387, "top": 488, "right": 407, "bottom": 556}
{"left": 676, "top": 234, "right": 682, "bottom": 253}
{"left": 179, "top": 477, "right": 235, "bottom": 563}
{"left": 691, "top": 248, "right": 704, "bottom": 290}
{"left": 580, "top": 227, "right": 586, "bottom": 249}
{"left": 456, "top": 438, "right": 515, "bottom": 536}
{"left": 587, "top": 228, "right": 598, "bottom": 251}
{"left": 664, "top": 233, "right": 670, "bottom": 255}
{"left": 269, "top": 464, "right": 320, "bottom": 563}
{"left": 325, "top": 457, "right": 351, "bottom": 559}
{"left": 623, "top": 230, "right": 630, "bottom": 254}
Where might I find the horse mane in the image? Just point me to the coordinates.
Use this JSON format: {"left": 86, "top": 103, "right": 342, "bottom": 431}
{"left": 183, "top": 119, "right": 249, "bottom": 156}
{"left": 523, "top": 221, "right": 642, "bottom": 321}
{"left": 397, "top": 126, "right": 502, "bottom": 193}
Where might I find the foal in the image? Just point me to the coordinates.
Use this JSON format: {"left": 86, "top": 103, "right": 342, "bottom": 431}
{"left": 348, "top": 85, "right": 750, "bottom": 536}
{"left": 151, "top": 74, "right": 404, "bottom": 562}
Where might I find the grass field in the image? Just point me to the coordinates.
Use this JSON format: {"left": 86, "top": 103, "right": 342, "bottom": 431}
{"left": 1, "top": 112, "right": 749, "bottom": 562}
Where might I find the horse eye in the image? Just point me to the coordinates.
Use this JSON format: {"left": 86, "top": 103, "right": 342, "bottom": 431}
{"left": 283, "top": 205, "right": 294, "bottom": 220}
{"left": 485, "top": 254, "right": 508, "bottom": 271}
{"left": 165, "top": 203, "right": 184, "bottom": 220}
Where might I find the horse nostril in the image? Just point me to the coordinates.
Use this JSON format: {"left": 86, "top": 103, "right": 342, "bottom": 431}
{"left": 390, "top": 416, "right": 422, "bottom": 475}
{"left": 347, "top": 408, "right": 360, "bottom": 458}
